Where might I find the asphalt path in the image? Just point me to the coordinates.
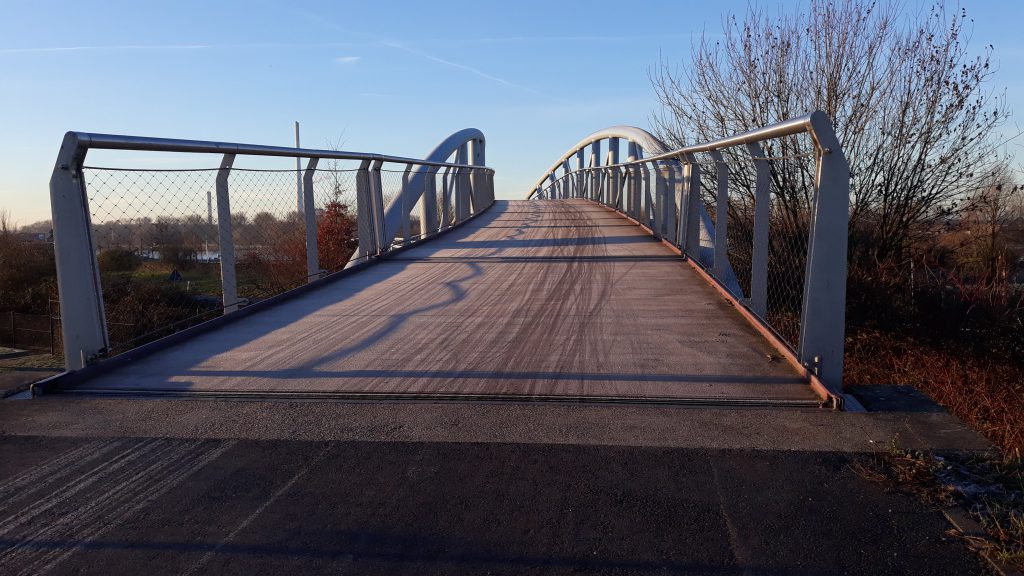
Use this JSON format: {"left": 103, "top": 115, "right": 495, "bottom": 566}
{"left": 0, "top": 432, "right": 986, "bottom": 575}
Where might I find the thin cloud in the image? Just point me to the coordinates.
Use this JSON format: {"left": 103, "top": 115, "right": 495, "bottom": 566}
{"left": 0, "top": 44, "right": 212, "bottom": 54}
{"left": 0, "top": 42, "right": 370, "bottom": 55}
{"left": 458, "top": 34, "right": 693, "bottom": 44}
{"left": 335, "top": 56, "right": 360, "bottom": 64}
{"left": 382, "top": 41, "right": 564, "bottom": 101}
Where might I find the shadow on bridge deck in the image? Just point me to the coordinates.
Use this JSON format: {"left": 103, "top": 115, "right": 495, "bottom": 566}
{"left": 72, "top": 200, "right": 818, "bottom": 405}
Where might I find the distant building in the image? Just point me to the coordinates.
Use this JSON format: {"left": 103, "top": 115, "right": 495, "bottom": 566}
{"left": 15, "top": 232, "right": 49, "bottom": 243}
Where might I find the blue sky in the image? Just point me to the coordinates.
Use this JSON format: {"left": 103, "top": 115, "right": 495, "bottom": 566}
{"left": 1, "top": 0, "right": 1022, "bottom": 223}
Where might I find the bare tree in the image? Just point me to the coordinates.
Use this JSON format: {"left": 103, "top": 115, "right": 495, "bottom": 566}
{"left": 650, "top": 0, "right": 1012, "bottom": 266}
{"left": 0, "top": 208, "right": 14, "bottom": 237}
{"left": 957, "top": 166, "right": 1023, "bottom": 283}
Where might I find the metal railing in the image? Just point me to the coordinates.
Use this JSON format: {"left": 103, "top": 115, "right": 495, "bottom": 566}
{"left": 51, "top": 130, "right": 494, "bottom": 370}
{"left": 527, "top": 111, "right": 849, "bottom": 394}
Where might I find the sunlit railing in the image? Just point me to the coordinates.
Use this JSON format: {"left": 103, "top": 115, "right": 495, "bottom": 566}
{"left": 527, "top": 112, "right": 849, "bottom": 395}
{"left": 51, "top": 130, "right": 493, "bottom": 369}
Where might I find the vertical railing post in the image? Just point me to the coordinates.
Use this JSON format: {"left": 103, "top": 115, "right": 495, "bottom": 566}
{"left": 399, "top": 164, "right": 413, "bottom": 243}
{"left": 747, "top": 143, "right": 770, "bottom": 317}
{"left": 50, "top": 132, "right": 108, "bottom": 369}
{"left": 454, "top": 166, "right": 466, "bottom": 220}
{"left": 709, "top": 150, "right": 730, "bottom": 281}
{"left": 666, "top": 162, "right": 681, "bottom": 245}
{"left": 679, "top": 153, "right": 702, "bottom": 255}
{"left": 659, "top": 162, "right": 675, "bottom": 238}
{"left": 566, "top": 166, "right": 573, "bottom": 199}
{"left": 470, "top": 138, "right": 487, "bottom": 211}
{"left": 641, "top": 161, "right": 653, "bottom": 228}
{"left": 421, "top": 166, "right": 438, "bottom": 237}
{"left": 302, "top": 157, "right": 320, "bottom": 282}
{"left": 607, "top": 138, "right": 620, "bottom": 209}
{"left": 352, "top": 159, "right": 376, "bottom": 263}
{"left": 440, "top": 167, "right": 452, "bottom": 228}
{"left": 625, "top": 143, "right": 636, "bottom": 217}
{"left": 216, "top": 154, "right": 238, "bottom": 313}
{"left": 800, "top": 112, "right": 850, "bottom": 391}
{"left": 370, "top": 160, "right": 387, "bottom": 253}
{"left": 590, "top": 142, "right": 601, "bottom": 202}
{"left": 455, "top": 145, "right": 470, "bottom": 220}
{"left": 576, "top": 149, "right": 585, "bottom": 200}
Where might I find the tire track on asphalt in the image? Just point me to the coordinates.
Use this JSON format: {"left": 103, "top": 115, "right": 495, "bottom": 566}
{"left": 0, "top": 439, "right": 235, "bottom": 575}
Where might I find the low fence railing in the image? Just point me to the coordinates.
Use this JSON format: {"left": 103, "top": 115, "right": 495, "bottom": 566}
{"left": 527, "top": 112, "right": 849, "bottom": 394}
{"left": 0, "top": 306, "right": 61, "bottom": 355}
{"left": 51, "top": 130, "right": 494, "bottom": 370}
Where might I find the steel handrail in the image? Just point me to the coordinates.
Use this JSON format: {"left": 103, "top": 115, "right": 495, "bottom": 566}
{"left": 527, "top": 112, "right": 832, "bottom": 199}
{"left": 61, "top": 131, "right": 494, "bottom": 172}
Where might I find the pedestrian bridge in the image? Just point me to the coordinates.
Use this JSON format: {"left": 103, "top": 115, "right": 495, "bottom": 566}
{"left": 43, "top": 112, "right": 857, "bottom": 409}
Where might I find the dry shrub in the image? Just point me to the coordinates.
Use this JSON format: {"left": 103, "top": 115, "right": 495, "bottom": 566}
{"left": 846, "top": 328, "right": 1024, "bottom": 460}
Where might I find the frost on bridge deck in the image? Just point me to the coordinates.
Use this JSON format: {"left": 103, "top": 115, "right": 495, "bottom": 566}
{"left": 79, "top": 200, "right": 818, "bottom": 404}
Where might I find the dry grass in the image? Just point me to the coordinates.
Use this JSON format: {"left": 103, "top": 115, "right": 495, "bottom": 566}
{"left": 846, "top": 328, "right": 1024, "bottom": 461}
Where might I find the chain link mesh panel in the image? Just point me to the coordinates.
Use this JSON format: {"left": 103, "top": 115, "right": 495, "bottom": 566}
{"left": 310, "top": 168, "right": 360, "bottom": 274}
{"left": 227, "top": 169, "right": 309, "bottom": 301}
{"left": 84, "top": 168, "right": 225, "bottom": 353}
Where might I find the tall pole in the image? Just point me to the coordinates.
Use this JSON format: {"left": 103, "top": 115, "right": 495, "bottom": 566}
{"left": 295, "top": 121, "right": 302, "bottom": 214}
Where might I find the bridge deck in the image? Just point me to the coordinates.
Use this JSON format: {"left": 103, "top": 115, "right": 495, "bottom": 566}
{"left": 77, "top": 200, "right": 817, "bottom": 404}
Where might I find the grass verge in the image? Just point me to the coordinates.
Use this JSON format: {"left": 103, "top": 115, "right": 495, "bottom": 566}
{"left": 854, "top": 437, "right": 1024, "bottom": 572}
